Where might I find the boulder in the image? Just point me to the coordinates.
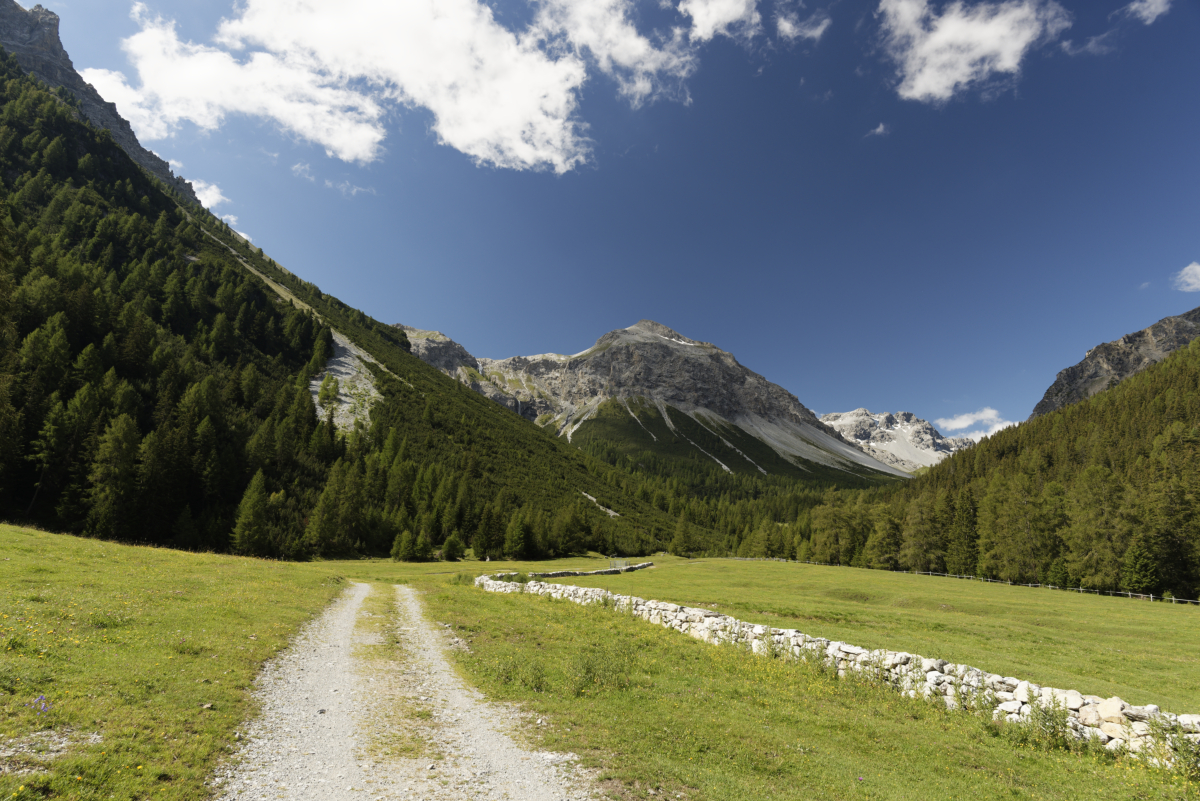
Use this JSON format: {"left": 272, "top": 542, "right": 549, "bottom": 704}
{"left": 1097, "top": 697, "right": 1128, "bottom": 724}
{"left": 1100, "top": 722, "right": 1128, "bottom": 740}
{"left": 997, "top": 700, "right": 1023, "bottom": 715}
{"left": 1105, "top": 738, "right": 1125, "bottom": 752}
{"left": 1178, "top": 714, "right": 1200, "bottom": 733}
{"left": 1078, "top": 706, "right": 1103, "bottom": 727}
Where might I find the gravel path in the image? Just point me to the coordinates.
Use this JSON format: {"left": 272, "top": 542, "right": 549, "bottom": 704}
{"left": 211, "top": 583, "right": 596, "bottom": 801}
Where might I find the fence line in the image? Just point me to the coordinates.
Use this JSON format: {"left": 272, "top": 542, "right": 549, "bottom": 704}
{"left": 726, "top": 557, "right": 1200, "bottom": 606}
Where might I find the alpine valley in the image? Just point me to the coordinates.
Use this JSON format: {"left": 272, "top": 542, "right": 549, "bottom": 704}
{"left": 0, "top": 0, "right": 1197, "bottom": 600}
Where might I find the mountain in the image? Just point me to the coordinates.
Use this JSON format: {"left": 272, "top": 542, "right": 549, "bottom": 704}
{"left": 818, "top": 409, "right": 973, "bottom": 473}
{"left": 398, "top": 320, "right": 908, "bottom": 481}
{"left": 0, "top": 1, "right": 199, "bottom": 205}
{"left": 1031, "top": 305, "right": 1200, "bottom": 418}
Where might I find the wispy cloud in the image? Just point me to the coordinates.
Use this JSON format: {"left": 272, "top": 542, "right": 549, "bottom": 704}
{"left": 325, "top": 179, "right": 376, "bottom": 197}
{"left": 877, "top": 0, "right": 1071, "bottom": 103}
{"left": 292, "top": 162, "right": 315, "bottom": 182}
{"left": 865, "top": 122, "right": 889, "bottom": 137}
{"left": 1139, "top": 281, "right": 1150, "bottom": 290}
{"left": 1172, "top": 262, "right": 1200, "bottom": 292}
{"left": 935, "top": 407, "right": 1016, "bottom": 442}
{"left": 1121, "top": 0, "right": 1171, "bottom": 25}
{"left": 1060, "top": 30, "right": 1116, "bottom": 56}
{"left": 222, "top": 214, "right": 239, "bottom": 226}
{"left": 777, "top": 8, "right": 832, "bottom": 43}
{"left": 192, "top": 178, "right": 229, "bottom": 209}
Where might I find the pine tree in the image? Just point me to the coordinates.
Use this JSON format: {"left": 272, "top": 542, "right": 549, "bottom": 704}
{"left": 442, "top": 531, "right": 464, "bottom": 562}
{"left": 1121, "top": 534, "right": 1159, "bottom": 594}
{"left": 504, "top": 509, "right": 531, "bottom": 559}
{"left": 669, "top": 511, "right": 692, "bottom": 556}
{"left": 86, "top": 414, "right": 141, "bottom": 539}
{"left": 391, "top": 529, "right": 416, "bottom": 562}
{"left": 232, "top": 469, "right": 270, "bottom": 556}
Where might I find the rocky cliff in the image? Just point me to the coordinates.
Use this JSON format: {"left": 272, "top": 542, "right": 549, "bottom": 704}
{"left": 397, "top": 319, "right": 908, "bottom": 479}
{"left": 0, "top": 1, "right": 199, "bottom": 205}
{"left": 819, "top": 408, "right": 972, "bottom": 473}
{"left": 1031, "top": 305, "right": 1200, "bottom": 418}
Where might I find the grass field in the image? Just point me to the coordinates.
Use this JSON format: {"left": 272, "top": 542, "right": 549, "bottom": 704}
{"left": 549, "top": 556, "right": 1200, "bottom": 712}
{"left": 3, "top": 530, "right": 1198, "bottom": 801}
{"left": 0, "top": 525, "right": 341, "bottom": 801}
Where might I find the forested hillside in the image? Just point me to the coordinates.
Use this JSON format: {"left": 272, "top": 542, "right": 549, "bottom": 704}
{"left": 0, "top": 49, "right": 689, "bottom": 559}
{"left": 798, "top": 339, "right": 1200, "bottom": 598}
{"left": 0, "top": 48, "right": 907, "bottom": 562}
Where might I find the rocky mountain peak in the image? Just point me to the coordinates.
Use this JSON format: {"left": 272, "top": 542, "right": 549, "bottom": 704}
{"left": 623, "top": 319, "right": 712, "bottom": 347}
{"left": 820, "top": 408, "right": 972, "bottom": 473}
{"left": 394, "top": 319, "right": 908, "bottom": 479}
{"left": 0, "top": 0, "right": 200, "bottom": 204}
{"left": 1031, "top": 305, "right": 1200, "bottom": 418}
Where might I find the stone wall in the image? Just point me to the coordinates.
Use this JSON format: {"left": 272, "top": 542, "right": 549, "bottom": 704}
{"left": 475, "top": 574, "right": 1200, "bottom": 754}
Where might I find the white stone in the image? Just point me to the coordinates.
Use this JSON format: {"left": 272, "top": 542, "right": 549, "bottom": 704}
{"left": 1100, "top": 722, "right": 1128, "bottom": 740}
{"left": 997, "top": 700, "right": 1022, "bottom": 714}
{"left": 995, "top": 691, "right": 1016, "bottom": 703}
{"left": 1079, "top": 706, "right": 1102, "bottom": 727}
{"left": 1105, "top": 738, "right": 1125, "bottom": 752}
{"left": 1098, "top": 697, "right": 1128, "bottom": 724}
{"left": 1178, "top": 714, "right": 1200, "bottom": 733}
{"left": 1013, "top": 682, "right": 1033, "bottom": 703}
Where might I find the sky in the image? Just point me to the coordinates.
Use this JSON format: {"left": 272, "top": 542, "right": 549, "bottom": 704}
{"left": 39, "top": 0, "right": 1200, "bottom": 441}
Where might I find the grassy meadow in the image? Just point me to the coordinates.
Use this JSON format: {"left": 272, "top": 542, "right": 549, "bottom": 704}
{"left": 0, "top": 525, "right": 342, "bottom": 800}
{"left": 3, "top": 529, "right": 1198, "bottom": 800}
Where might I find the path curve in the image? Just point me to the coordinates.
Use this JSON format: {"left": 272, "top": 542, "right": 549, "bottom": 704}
{"left": 211, "top": 582, "right": 595, "bottom": 801}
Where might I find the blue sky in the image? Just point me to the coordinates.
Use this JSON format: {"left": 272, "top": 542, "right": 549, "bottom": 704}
{"left": 44, "top": 0, "right": 1199, "bottom": 439}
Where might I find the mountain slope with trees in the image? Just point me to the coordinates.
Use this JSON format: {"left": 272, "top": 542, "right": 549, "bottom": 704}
{"left": 799, "top": 337, "right": 1200, "bottom": 598}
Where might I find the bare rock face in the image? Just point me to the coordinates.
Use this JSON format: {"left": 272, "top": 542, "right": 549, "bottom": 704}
{"left": 396, "top": 319, "right": 908, "bottom": 478}
{"left": 1031, "top": 306, "right": 1200, "bottom": 418}
{"left": 0, "top": 1, "right": 200, "bottom": 204}
{"left": 819, "top": 408, "right": 972, "bottom": 473}
{"left": 397, "top": 325, "right": 553, "bottom": 422}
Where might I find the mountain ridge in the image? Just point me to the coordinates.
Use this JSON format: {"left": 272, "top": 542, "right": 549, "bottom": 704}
{"left": 1031, "top": 304, "right": 1200, "bottom": 418}
{"left": 397, "top": 319, "right": 909, "bottom": 480}
{"left": 0, "top": 0, "right": 200, "bottom": 205}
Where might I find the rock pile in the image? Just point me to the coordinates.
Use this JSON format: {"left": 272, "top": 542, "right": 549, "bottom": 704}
{"left": 475, "top": 574, "right": 1200, "bottom": 754}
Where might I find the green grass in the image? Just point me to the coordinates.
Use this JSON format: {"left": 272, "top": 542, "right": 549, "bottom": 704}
{"left": 419, "top": 578, "right": 1193, "bottom": 800}
{"left": 0, "top": 525, "right": 340, "bottom": 801}
{"left": 5, "top": 528, "right": 1197, "bottom": 801}
{"left": 552, "top": 556, "right": 1200, "bottom": 712}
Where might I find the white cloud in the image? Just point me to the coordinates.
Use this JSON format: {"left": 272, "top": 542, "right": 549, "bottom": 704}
{"left": 85, "top": 0, "right": 783, "bottom": 174}
{"left": 1139, "top": 281, "right": 1150, "bottom": 290}
{"left": 168, "top": 158, "right": 184, "bottom": 171}
{"left": 529, "top": 0, "right": 696, "bottom": 106}
{"left": 865, "top": 122, "right": 890, "bottom": 136}
{"left": 1172, "top": 262, "right": 1200, "bottom": 292}
{"left": 877, "top": 0, "right": 1071, "bottom": 103}
{"left": 233, "top": 229, "right": 253, "bottom": 242}
{"left": 678, "top": 0, "right": 762, "bottom": 42}
{"left": 934, "top": 407, "right": 1016, "bottom": 442}
{"left": 1122, "top": 0, "right": 1170, "bottom": 24}
{"left": 777, "top": 8, "right": 832, "bottom": 42}
{"left": 192, "top": 178, "right": 229, "bottom": 209}
{"left": 291, "top": 162, "right": 315, "bottom": 182}
{"left": 222, "top": 214, "right": 239, "bottom": 226}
